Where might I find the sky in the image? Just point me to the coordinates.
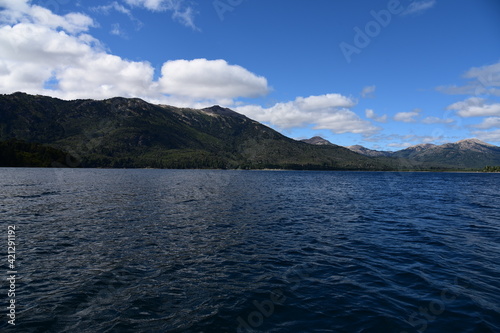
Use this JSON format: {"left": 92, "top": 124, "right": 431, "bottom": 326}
{"left": 1, "top": 0, "right": 500, "bottom": 150}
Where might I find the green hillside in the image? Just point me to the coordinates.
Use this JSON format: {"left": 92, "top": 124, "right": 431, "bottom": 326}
{"left": 0, "top": 139, "right": 68, "bottom": 167}
{"left": 0, "top": 92, "right": 391, "bottom": 170}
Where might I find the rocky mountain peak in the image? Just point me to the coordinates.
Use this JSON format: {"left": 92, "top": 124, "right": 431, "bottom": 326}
{"left": 456, "top": 138, "right": 493, "bottom": 147}
{"left": 404, "top": 143, "right": 436, "bottom": 151}
{"left": 202, "top": 105, "right": 246, "bottom": 118}
{"left": 300, "top": 136, "right": 334, "bottom": 145}
{"left": 346, "top": 145, "right": 392, "bottom": 157}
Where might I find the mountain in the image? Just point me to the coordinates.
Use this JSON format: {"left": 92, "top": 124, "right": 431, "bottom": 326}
{"left": 0, "top": 92, "right": 388, "bottom": 170}
{"left": 342, "top": 139, "right": 500, "bottom": 169}
{"left": 304, "top": 137, "right": 394, "bottom": 158}
{"left": 3, "top": 92, "right": 499, "bottom": 170}
{"left": 391, "top": 139, "right": 500, "bottom": 169}
{"left": 391, "top": 143, "right": 437, "bottom": 158}
{"left": 300, "top": 136, "right": 336, "bottom": 146}
{"left": 346, "top": 145, "right": 392, "bottom": 157}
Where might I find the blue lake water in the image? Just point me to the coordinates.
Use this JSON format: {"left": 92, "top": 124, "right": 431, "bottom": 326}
{"left": 1, "top": 168, "right": 499, "bottom": 332}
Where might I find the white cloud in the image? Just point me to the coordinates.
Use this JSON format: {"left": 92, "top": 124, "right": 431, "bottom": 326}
{"left": 0, "top": 2, "right": 271, "bottom": 105}
{"left": 93, "top": 2, "right": 133, "bottom": 15}
{"left": 436, "top": 84, "right": 473, "bottom": 95}
{"left": 388, "top": 142, "right": 412, "bottom": 148}
{"left": 365, "top": 109, "right": 376, "bottom": 118}
{"left": 296, "top": 94, "right": 355, "bottom": 110}
{"left": 159, "top": 59, "right": 269, "bottom": 100}
{"left": 110, "top": 23, "right": 125, "bottom": 36}
{"left": 439, "top": 85, "right": 500, "bottom": 97}
{"left": 394, "top": 109, "right": 421, "bottom": 122}
{"left": 172, "top": 5, "right": 196, "bottom": 30}
{"left": 0, "top": 1, "right": 94, "bottom": 33}
{"left": 314, "top": 112, "right": 380, "bottom": 135}
{"left": 471, "top": 129, "right": 500, "bottom": 142}
{"left": 57, "top": 53, "right": 157, "bottom": 100}
{"left": 437, "top": 60, "right": 500, "bottom": 97}
{"left": 366, "top": 133, "right": 449, "bottom": 148}
{"left": 124, "top": 0, "right": 197, "bottom": 29}
{"left": 365, "top": 109, "right": 387, "bottom": 123}
{"left": 422, "top": 116, "right": 454, "bottom": 124}
{"left": 93, "top": 1, "right": 196, "bottom": 30}
{"left": 464, "top": 61, "right": 500, "bottom": 86}
{"left": 236, "top": 94, "right": 380, "bottom": 135}
{"left": 463, "top": 61, "right": 500, "bottom": 96}
{"left": 361, "top": 85, "right": 376, "bottom": 98}
{"left": 447, "top": 97, "right": 500, "bottom": 117}
{"left": 92, "top": 1, "right": 143, "bottom": 30}
{"left": 0, "top": 21, "right": 156, "bottom": 100}
{"left": 32, "top": 9, "right": 94, "bottom": 34}
{"left": 402, "top": 0, "right": 436, "bottom": 16}
{"left": 472, "top": 117, "right": 500, "bottom": 129}
{"left": 0, "top": 0, "right": 30, "bottom": 12}
{"left": 125, "top": 0, "right": 166, "bottom": 11}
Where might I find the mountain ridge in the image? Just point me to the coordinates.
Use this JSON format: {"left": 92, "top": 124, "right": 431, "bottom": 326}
{"left": 2, "top": 92, "right": 499, "bottom": 170}
{"left": 303, "top": 135, "right": 499, "bottom": 162}
{"left": 0, "top": 92, "right": 387, "bottom": 170}
{"left": 318, "top": 137, "right": 500, "bottom": 169}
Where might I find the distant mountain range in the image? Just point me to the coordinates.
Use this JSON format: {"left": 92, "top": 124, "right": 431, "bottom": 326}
{"left": 1, "top": 92, "right": 499, "bottom": 170}
{"left": 303, "top": 137, "right": 500, "bottom": 169}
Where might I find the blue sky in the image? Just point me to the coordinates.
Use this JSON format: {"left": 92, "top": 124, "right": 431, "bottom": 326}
{"left": 1, "top": 0, "right": 500, "bottom": 150}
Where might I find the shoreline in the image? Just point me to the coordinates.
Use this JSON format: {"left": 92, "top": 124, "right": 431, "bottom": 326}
{"left": 1, "top": 166, "right": 499, "bottom": 173}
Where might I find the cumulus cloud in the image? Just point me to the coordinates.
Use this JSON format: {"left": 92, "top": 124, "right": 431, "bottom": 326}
{"left": 365, "top": 109, "right": 387, "bottom": 123}
{"left": 0, "top": 21, "right": 156, "bottom": 100}
{"left": 394, "top": 109, "right": 421, "bottom": 123}
{"left": 447, "top": 97, "right": 500, "bottom": 117}
{"left": 236, "top": 94, "right": 380, "bottom": 135}
{"left": 0, "top": 0, "right": 29, "bottom": 12}
{"left": 0, "top": 1, "right": 270, "bottom": 104}
{"left": 159, "top": 59, "right": 269, "bottom": 100}
{"left": 361, "top": 85, "right": 376, "bottom": 98}
{"left": 0, "top": 0, "right": 94, "bottom": 33}
{"left": 402, "top": 0, "right": 436, "bottom": 16}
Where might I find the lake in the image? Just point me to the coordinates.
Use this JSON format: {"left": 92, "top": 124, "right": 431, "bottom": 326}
{"left": 1, "top": 168, "right": 499, "bottom": 332}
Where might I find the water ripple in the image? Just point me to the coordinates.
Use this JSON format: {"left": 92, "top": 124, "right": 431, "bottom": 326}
{"left": 0, "top": 169, "right": 499, "bottom": 332}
